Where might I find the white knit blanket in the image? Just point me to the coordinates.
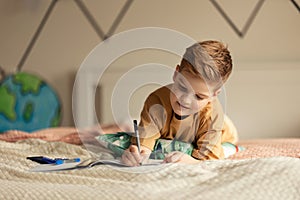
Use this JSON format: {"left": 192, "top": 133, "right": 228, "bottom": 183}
{"left": 0, "top": 139, "right": 299, "bottom": 200}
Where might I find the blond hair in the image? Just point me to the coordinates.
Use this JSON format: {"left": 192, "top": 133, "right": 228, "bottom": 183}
{"left": 178, "top": 40, "right": 233, "bottom": 90}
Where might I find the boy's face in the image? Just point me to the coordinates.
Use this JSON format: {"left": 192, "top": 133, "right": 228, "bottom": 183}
{"left": 170, "top": 66, "right": 213, "bottom": 116}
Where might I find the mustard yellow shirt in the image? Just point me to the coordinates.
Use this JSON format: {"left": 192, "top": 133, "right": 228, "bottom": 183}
{"left": 132, "top": 84, "right": 238, "bottom": 160}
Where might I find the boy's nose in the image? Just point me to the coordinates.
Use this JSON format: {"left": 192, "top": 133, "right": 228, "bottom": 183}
{"left": 178, "top": 93, "right": 192, "bottom": 105}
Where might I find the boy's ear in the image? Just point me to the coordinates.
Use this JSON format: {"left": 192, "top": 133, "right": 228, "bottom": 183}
{"left": 172, "top": 65, "right": 180, "bottom": 81}
{"left": 213, "top": 88, "right": 222, "bottom": 97}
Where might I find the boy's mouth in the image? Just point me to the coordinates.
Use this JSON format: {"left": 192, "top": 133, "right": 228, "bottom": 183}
{"left": 177, "top": 101, "right": 189, "bottom": 110}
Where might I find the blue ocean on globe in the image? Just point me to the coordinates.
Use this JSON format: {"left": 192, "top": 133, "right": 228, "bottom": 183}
{"left": 0, "top": 72, "right": 61, "bottom": 133}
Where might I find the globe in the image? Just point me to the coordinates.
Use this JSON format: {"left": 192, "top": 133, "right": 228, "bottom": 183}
{"left": 0, "top": 72, "right": 61, "bottom": 133}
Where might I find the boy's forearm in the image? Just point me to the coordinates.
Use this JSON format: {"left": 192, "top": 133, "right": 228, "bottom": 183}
{"left": 131, "top": 140, "right": 155, "bottom": 151}
{"left": 191, "top": 146, "right": 224, "bottom": 160}
{"left": 130, "top": 134, "right": 159, "bottom": 151}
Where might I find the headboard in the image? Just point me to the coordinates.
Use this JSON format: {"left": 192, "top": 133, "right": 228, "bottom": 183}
{"left": 73, "top": 64, "right": 175, "bottom": 129}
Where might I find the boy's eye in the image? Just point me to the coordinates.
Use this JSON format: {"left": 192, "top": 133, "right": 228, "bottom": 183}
{"left": 195, "top": 95, "right": 204, "bottom": 100}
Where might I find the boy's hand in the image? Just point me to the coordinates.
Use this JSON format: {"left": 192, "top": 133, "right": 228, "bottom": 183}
{"left": 163, "top": 151, "right": 200, "bottom": 164}
{"left": 121, "top": 145, "right": 151, "bottom": 166}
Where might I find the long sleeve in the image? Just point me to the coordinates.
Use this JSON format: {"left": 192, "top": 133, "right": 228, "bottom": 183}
{"left": 192, "top": 100, "right": 225, "bottom": 160}
{"left": 131, "top": 92, "right": 166, "bottom": 150}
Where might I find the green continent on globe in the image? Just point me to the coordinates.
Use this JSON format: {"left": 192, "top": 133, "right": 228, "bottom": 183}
{"left": 23, "top": 102, "right": 34, "bottom": 122}
{"left": 0, "top": 85, "right": 16, "bottom": 121}
{"left": 13, "top": 72, "right": 43, "bottom": 95}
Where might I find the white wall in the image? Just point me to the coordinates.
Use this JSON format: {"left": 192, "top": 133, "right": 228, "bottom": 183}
{"left": 226, "top": 62, "right": 300, "bottom": 139}
{"left": 0, "top": 0, "right": 299, "bottom": 139}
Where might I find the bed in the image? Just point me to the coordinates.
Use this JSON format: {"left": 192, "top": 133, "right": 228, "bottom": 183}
{"left": 0, "top": 127, "right": 299, "bottom": 199}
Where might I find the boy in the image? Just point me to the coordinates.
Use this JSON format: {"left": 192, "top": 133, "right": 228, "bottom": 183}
{"left": 121, "top": 40, "right": 238, "bottom": 166}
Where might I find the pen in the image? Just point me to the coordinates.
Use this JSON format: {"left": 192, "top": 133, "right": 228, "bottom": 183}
{"left": 27, "top": 156, "right": 56, "bottom": 164}
{"left": 133, "top": 120, "right": 142, "bottom": 165}
{"left": 41, "top": 157, "right": 56, "bottom": 164}
{"left": 55, "top": 158, "right": 81, "bottom": 165}
{"left": 27, "top": 156, "right": 81, "bottom": 165}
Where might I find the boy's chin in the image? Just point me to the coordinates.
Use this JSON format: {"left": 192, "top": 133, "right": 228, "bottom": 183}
{"left": 173, "top": 107, "right": 201, "bottom": 117}
{"left": 173, "top": 110, "right": 192, "bottom": 117}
